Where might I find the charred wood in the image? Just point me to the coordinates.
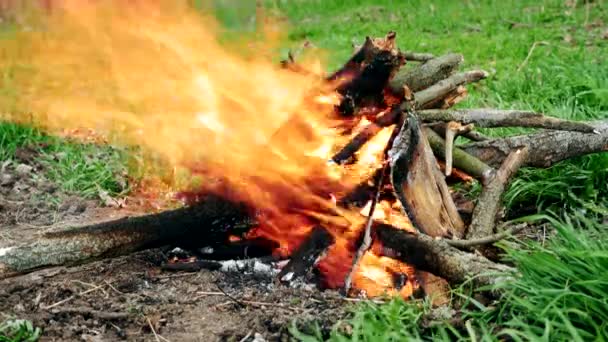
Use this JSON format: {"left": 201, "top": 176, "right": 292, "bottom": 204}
{"left": 331, "top": 70, "right": 488, "bottom": 164}
{"left": 196, "top": 237, "right": 277, "bottom": 260}
{"left": 331, "top": 106, "right": 404, "bottom": 164}
{"left": 343, "top": 161, "right": 389, "bottom": 295}
{"left": 277, "top": 226, "right": 334, "bottom": 284}
{"left": 335, "top": 33, "right": 404, "bottom": 115}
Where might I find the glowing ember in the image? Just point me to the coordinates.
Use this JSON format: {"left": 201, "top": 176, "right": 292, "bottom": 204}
{"left": 1, "top": 1, "right": 419, "bottom": 298}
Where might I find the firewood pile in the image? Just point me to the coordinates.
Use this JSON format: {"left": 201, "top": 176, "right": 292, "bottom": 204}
{"left": 1, "top": 32, "right": 606, "bottom": 301}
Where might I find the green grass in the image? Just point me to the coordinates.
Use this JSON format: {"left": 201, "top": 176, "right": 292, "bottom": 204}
{"left": 0, "top": 122, "right": 129, "bottom": 198}
{"left": 0, "top": 319, "right": 41, "bottom": 342}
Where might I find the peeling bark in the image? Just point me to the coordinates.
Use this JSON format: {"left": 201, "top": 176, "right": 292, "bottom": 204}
{"left": 389, "top": 115, "right": 465, "bottom": 238}
{"left": 424, "top": 127, "right": 494, "bottom": 181}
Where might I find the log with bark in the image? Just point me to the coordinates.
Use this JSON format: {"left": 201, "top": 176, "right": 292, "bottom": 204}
{"left": 375, "top": 224, "right": 515, "bottom": 289}
{"left": 418, "top": 109, "right": 596, "bottom": 133}
{"left": 462, "top": 120, "right": 608, "bottom": 168}
{"left": 0, "top": 195, "right": 252, "bottom": 279}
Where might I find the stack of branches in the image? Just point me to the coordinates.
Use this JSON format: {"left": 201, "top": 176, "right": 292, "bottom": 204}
{"left": 2, "top": 33, "right": 607, "bottom": 300}
{"left": 305, "top": 32, "right": 606, "bottom": 294}
{"left": 310, "top": 32, "right": 606, "bottom": 294}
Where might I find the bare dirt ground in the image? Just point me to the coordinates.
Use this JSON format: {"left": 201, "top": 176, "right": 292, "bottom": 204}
{"left": 0, "top": 158, "right": 350, "bottom": 341}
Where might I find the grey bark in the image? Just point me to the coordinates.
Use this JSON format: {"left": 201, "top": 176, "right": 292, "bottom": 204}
{"left": 418, "top": 109, "right": 596, "bottom": 133}
{"left": 415, "top": 70, "right": 488, "bottom": 107}
{"left": 462, "top": 120, "right": 608, "bottom": 168}
{"left": 401, "top": 51, "right": 436, "bottom": 63}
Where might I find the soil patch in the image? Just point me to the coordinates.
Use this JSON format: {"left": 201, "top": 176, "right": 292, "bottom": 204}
{"left": 0, "top": 249, "right": 350, "bottom": 341}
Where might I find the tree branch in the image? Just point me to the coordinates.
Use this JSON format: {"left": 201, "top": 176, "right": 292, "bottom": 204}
{"left": 462, "top": 120, "right": 608, "bottom": 168}
{"left": 418, "top": 109, "right": 596, "bottom": 133}
{"left": 466, "top": 147, "right": 529, "bottom": 240}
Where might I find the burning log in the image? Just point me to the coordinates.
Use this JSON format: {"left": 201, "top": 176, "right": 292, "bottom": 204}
{"left": 331, "top": 69, "right": 488, "bottom": 164}
{"left": 462, "top": 120, "right": 608, "bottom": 168}
{"left": 333, "top": 32, "right": 405, "bottom": 115}
{"left": 343, "top": 162, "right": 390, "bottom": 295}
{"left": 277, "top": 226, "right": 334, "bottom": 284}
{"left": 389, "top": 115, "right": 465, "bottom": 238}
{"left": 0, "top": 196, "right": 251, "bottom": 279}
{"left": 4, "top": 27, "right": 606, "bottom": 305}
{"left": 418, "top": 109, "right": 597, "bottom": 133}
{"left": 375, "top": 224, "right": 515, "bottom": 289}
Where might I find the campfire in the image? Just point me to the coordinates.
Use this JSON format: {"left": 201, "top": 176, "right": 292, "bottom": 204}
{"left": 1, "top": 2, "right": 606, "bottom": 305}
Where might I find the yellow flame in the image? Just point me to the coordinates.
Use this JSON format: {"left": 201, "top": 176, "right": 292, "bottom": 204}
{"left": 0, "top": 2, "right": 419, "bottom": 298}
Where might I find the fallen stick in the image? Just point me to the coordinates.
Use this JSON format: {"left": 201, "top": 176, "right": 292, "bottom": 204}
{"left": 414, "top": 70, "right": 488, "bottom": 106}
{"left": 376, "top": 224, "right": 515, "bottom": 289}
{"left": 462, "top": 130, "right": 490, "bottom": 142}
{"left": 0, "top": 196, "right": 250, "bottom": 279}
{"left": 418, "top": 109, "right": 596, "bottom": 133}
{"left": 466, "top": 147, "right": 529, "bottom": 240}
{"left": 421, "top": 85, "right": 468, "bottom": 110}
{"left": 49, "top": 307, "right": 129, "bottom": 320}
{"left": 424, "top": 127, "right": 494, "bottom": 181}
{"left": 462, "top": 120, "right": 608, "bottom": 168}
{"left": 389, "top": 53, "right": 463, "bottom": 95}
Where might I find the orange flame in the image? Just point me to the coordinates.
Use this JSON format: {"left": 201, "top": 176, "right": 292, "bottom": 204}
{"left": 1, "top": 1, "right": 418, "bottom": 298}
